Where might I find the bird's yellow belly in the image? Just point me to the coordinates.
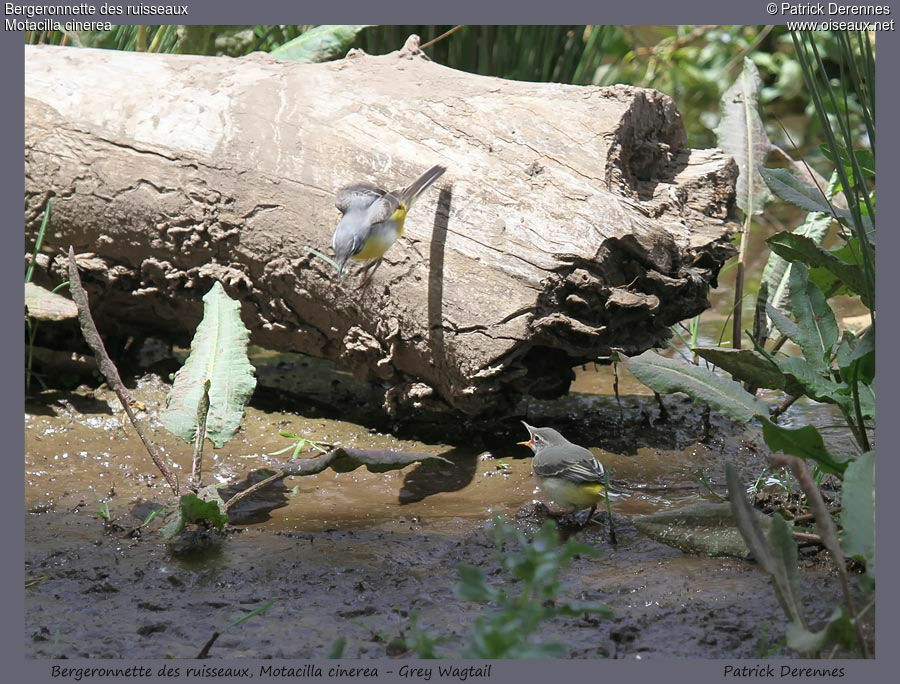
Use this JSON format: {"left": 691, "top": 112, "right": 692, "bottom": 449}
{"left": 537, "top": 477, "right": 605, "bottom": 512}
{"left": 351, "top": 233, "right": 395, "bottom": 260}
{"left": 351, "top": 209, "right": 407, "bottom": 261}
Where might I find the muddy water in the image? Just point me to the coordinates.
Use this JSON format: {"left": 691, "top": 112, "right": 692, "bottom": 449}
{"left": 25, "top": 359, "right": 856, "bottom": 659}
{"left": 25, "top": 211, "right": 867, "bottom": 658}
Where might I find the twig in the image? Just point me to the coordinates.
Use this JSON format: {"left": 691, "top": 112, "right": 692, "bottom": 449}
{"left": 420, "top": 25, "right": 465, "bottom": 50}
{"left": 222, "top": 469, "right": 287, "bottom": 513}
{"left": 66, "top": 247, "right": 179, "bottom": 495}
{"left": 633, "top": 25, "right": 718, "bottom": 57}
{"left": 723, "top": 26, "right": 775, "bottom": 75}
{"left": 654, "top": 392, "right": 668, "bottom": 422}
{"left": 791, "top": 531, "right": 823, "bottom": 545}
{"left": 612, "top": 361, "right": 624, "bottom": 425}
{"left": 770, "top": 394, "right": 800, "bottom": 419}
{"left": 791, "top": 507, "right": 841, "bottom": 524}
{"left": 771, "top": 454, "right": 870, "bottom": 658}
{"left": 732, "top": 213, "right": 752, "bottom": 351}
{"left": 197, "top": 631, "right": 220, "bottom": 659}
{"left": 603, "top": 471, "right": 617, "bottom": 546}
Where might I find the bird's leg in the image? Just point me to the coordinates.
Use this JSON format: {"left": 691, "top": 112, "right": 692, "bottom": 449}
{"left": 573, "top": 505, "right": 598, "bottom": 528}
{"left": 359, "top": 258, "right": 383, "bottom": 288}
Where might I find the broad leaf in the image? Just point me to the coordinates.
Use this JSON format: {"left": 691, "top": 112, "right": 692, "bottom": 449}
{"left": 768, "top": 513, "right": 802, "bottom": 624}
{"left": 622, "top": 350, "right": 768, "bottom": 423}
{"left": 836, "top": 328, "right": 875, "bottom": 387}
{"left": 766, "top": 302, "right": 802, "bottom": 345}
{"left": 633, "top": 501, "right": 770, "bottom": 559}
{"left": 716, "top": 58, "right": 772, "bottom": 215}
{"left": 759, "top": 418, "right": 850, "bottom": 477}
{"left": 160, "top": 492, "right": 228, "bottom": 540}
{"left": 788, "top": 264, "right": 838, "bottom": 370}
{"left": 270, "top": 25, "right": 372, "bottom": 62}
{"left": 726, "top": 463, "right": 804, "bottom": 626}
{"left": 841, "top": 451, "right": 874, "bottom": 578}
{"left": 759, "top": 167, "right": 874, "bottom": 237}
{"left": 785, "top": 608, "right": 856, "bottom": 654}
{"left": 696, "top": 348, "right": 800, "bottom": 393}
{"left": 761, "top": 212, "right": 833, "bottom": 317}
{"left": 768, "top": 232, "right": 870, "bottom": 307}
{"left": 775, "top": 356, "right": 848, "bottom": 407}
{"left": 161, "top": 282, "right": 257, "bottom": 448}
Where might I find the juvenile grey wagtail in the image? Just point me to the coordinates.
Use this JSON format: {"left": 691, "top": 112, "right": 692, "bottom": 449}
{"left": 331, "top": 165, "right": 447, "bottom": 276}
{"left": 518, "top": 422, "right": 609, "bottom": 520}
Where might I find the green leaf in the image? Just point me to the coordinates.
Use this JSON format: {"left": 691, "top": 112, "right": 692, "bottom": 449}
{"left": 26, "top": 199, "right": 51, "bottom": 284}
{"left": 622, "top": 350, "right": 768, "bottom": 423}
{"left": 180, "top": 492, "right": 228, "bottom": 529}
{"left": 766, "top": 302, "right": 802, "bottom": 345}
{"left": 726, "top": 464, "right": 804, "bottom": 626}
{"left": 836, "top": 328, "right": 875, "bottom": 387}
{"left": 768, "top": 513, "right": 802, "bottom": 625}
{"left": 159, "top": 491, "right": 229, "bottom": 540}
{"left": 326, "top": 637, "right": 346, "bottom": 659}
{"left": 269, "top": 25, "right": 372, "bottom": 62}
{"left": 761, "top": 212, "right": 833, "bottom": 318}
{"left": 759, "top": 167, "right": 874, "bottom": 237}
{"left": 454, "top": 565, "right": 497, "bottom": 604}
{"left": 788, "top": 264, "right": 838, "bottom": 370}
{"left": 695, "top": 348, "right": 799, "bottom": 393}
{"left": 785, "top": 608, "right": 856, "bottom": 654}
{"left": 841, "top": 451, "right": 874, "bottom": 578}
{"left": 759, "top": 418, "right": 850, "bottom": 477}
{"left": 775, "top": 356, "right": 847, "bottom": 405}
{"left": 633, "top": 501, "right": 770, "bottom": 559}
{"left": 715, "top": 58, "right": 772, "bottom": 215}
{"left": 767, "top": 232, "right": 870, "bottom": 308}
{"left": 161, "top": 282, "right": 257, "bottom": 448}
{"left": 159, "top": 512, "right": 184, "bottom": 540}
{"left": 228, "top": 599, "right": 277, "bottom": 629}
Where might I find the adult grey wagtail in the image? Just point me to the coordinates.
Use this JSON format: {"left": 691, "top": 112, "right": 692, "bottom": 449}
{"left": 331, "top": 165, "right": 446, "bottom": 276}
{"left": 518, "top": 422, "right": 611, "bottom": 521}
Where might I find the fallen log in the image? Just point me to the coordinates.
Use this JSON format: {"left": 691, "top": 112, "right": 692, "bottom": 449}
{"left": 24, "top": 36, "right": 737, "bottom": 419}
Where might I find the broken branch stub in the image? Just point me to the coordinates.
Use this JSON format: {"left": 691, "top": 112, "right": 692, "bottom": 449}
{"left": 25, "top": 37, "right": 736, "bottom": 418}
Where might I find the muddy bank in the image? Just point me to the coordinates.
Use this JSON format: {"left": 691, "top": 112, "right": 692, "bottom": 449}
{"left": 25, "top": 360, "right": 862, "bottom": 659}
{"left": 26, "top": 509, "right": 848, "bottom": 659}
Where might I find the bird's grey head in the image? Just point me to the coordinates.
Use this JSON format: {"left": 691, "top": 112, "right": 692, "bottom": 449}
{"left": 518, "top": 422, "right": 569, "bottom": 452}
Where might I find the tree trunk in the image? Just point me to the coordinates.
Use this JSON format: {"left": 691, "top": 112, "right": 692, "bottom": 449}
{"left": 24, "top": 37, "right": 736, "bottom": 419}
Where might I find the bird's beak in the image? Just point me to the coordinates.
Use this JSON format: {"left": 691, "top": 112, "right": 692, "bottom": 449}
{"left": 336, "top": 257, "right": 346, "bottom": 278}
{"left": 517, "top": 421, "right": 534, "bottom": 447}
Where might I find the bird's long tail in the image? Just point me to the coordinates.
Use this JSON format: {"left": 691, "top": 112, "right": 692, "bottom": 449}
{"left": 397, "top": 165, "right": 446, "bottom": 208}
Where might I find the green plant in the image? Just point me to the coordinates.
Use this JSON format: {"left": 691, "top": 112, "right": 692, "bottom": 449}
{"left": 197, "top": 599, "right": 278, "bottom": 658}
{"left": 91, "top": 488, "right": 110, "bottom": 523}
{"left": 453, "top": 518, "right": 611, "bottom": 658}
{"left": 621, "top": 28, "right": 874, "bottom": 658}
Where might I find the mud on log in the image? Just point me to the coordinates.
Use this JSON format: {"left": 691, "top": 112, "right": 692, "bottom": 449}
{"left": 25, "top": 37, "right": 736, "bottom": 418}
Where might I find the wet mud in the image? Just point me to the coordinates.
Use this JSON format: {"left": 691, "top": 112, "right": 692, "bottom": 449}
{"left": 25, "top": 360, "right": 855, "bottom": 659}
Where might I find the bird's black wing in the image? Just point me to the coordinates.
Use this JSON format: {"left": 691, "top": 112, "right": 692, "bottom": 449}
{"left": 335, "top": 183, "right": 386, "bottom": 214}
{"left": 533, "top": 446, "right": 605, "bottom": 484}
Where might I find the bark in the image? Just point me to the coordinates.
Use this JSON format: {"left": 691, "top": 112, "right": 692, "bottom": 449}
{"left": 24, "top": 37, "right": 737, "bottom": 418}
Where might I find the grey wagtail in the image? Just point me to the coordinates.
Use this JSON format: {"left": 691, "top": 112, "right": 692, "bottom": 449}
{"left": 518, "top": 422, "right": 609, "bottom": 520}
{"left": 331, "top": 165, "right": 446, "bottom": 276}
